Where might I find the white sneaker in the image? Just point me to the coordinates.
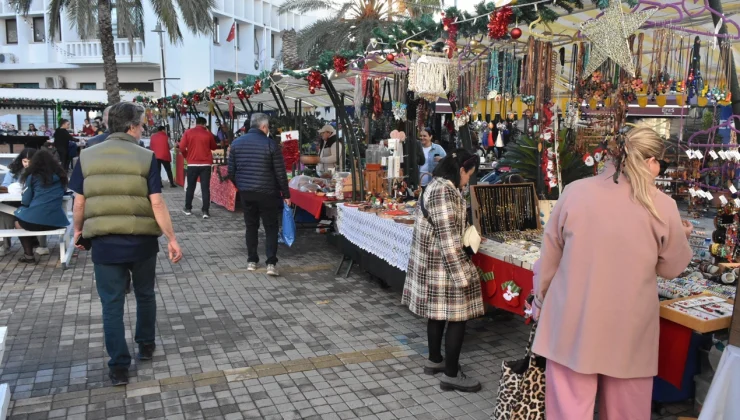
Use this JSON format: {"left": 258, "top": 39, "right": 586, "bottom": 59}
{"left": 247, "top": 262, "right": 257, "bottom": 271}
{"left": 35, "top": 247, "right": 50, "bottom": 256}
{"left": 266, "top": 264, "right": 278, "bottom": 276}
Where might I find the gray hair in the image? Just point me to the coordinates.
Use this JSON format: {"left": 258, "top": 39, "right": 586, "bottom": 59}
{"left": 102, "top": 106, "right": 112, "bottom": 125}
{"left": 107, "top": 102, "right": 145, "bottom": 134}
{"left": 250, "top": 113, "right": 270, "bottom": 129}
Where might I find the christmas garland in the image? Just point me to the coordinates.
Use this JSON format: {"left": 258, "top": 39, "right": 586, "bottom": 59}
{"left": 369, "top": 0, "right": 634, "bottom": 50}
{"left": 0, "top": 98, "right": 107, "bottom": 111}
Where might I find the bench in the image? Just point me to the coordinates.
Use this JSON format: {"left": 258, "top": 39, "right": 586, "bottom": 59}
{"left": 0, "top": 200, "right": 75, "bottom": 269}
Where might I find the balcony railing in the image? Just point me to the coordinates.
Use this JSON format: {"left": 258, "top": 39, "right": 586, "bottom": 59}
{"left": 63, "top": 39, "right": 144, "bottom": 64}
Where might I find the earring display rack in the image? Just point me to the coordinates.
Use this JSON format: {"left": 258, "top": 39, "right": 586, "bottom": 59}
{"left": 471, "top": 183, "right": 540, "bottom": 237}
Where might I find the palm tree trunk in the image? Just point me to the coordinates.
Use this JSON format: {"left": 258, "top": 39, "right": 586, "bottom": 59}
{"left": 98, "top": 0, "right": 121, "bottom": 104}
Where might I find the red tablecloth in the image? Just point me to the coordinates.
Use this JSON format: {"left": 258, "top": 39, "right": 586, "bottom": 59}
{"left": 471, "top": 251, "right": 691, "bottom": 387}
{"left": 472, "top": 252, "right": 533, "bottom": 316}
{"left": 210, "top": 165, "right": 238, "bottom": 211}
{"left": 657, "top": 318, "right": 693, "bottom": 389}
{"left": 289, "top": 188, "right": 328, "bottom": 219}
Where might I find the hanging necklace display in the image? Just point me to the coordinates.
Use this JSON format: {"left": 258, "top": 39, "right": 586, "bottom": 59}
{"left": 709, "top": 44, "right": 722, "bottom": 104}
{"left": 701, "top": 38, "right": 710, "bottom": 99}
{"left": 719, "top": 42, "right": 732, "bottom": 104}
{"left": 408, "top": 50, "right": 459, "bottom": 102}
{"left": 488, "top": 49, "right": 501, "bottom": 100}
{"left": 392, "top": 72, "right": 408, "bottom": 122}
{"left": 564, "top": 44, "right": 580, "bottom": 132}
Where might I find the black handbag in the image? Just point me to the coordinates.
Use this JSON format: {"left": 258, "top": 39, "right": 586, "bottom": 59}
{"left": 382, "top": 80, "right": 393, "bottom": 115}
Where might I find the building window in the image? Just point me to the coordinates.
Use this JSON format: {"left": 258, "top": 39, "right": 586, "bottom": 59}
{"left": 32, "top": 17, "right": 44, "bottom": 42}
{"left": 6, "top": 19, "right": 17, "bottom": 44}
{"left": 14, "top": 83, "right": 40, "bottom": 89}
{"left": 79, "top": 83, "right": 97, "bottom": 90}
{"left": 119, "top": 82, "right": 154, "bottom": 92}
{"left": 110, "top": 2, "right": 142, "bottom": 39}
{"left": 213, "top": 17, "right": 219, "bottom": 44}
{"left": 55, "top": 13, "right": 62, "bottom": 41}
{"left": 271, "top": 34, "right": 275, "bottom": 58}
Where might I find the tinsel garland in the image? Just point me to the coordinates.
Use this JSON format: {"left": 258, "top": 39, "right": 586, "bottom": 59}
{"left": 333, "top": 56, "right": 348, "bottom": 74}
{"left": 488, "top": 6, "right": 513, "bottom": 39}
{"left": 441, "top": 13, "right": 459, "bottom": 56}
{"left": 307, "top": 70, "right": 323, "bottom": 94}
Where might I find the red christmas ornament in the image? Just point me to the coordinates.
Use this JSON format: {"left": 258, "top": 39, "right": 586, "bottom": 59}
{"left": 307, "top": 70, "right": 322, "bottom": 94}
{"left": 216, "top": 95, "right": 222, "bottom": 100}
{"left": 209, "top": 88, "right": 216, "bottom": 99}
{"left": 510, "top": 27, "right": 522, "bottom": 40}
{"left": 217, "top": 84, "right": 225, "bottom": 92}
{"left": 237, "top": 89, "right": 247, "bottom": 100}
{"left": 333, "top": 55, "right": 348, "bottom": 74}
{"left": 171, "top": 94, "right": 177, "bottom": 99}
{"left": 182, "top": 98, "right": 188, "bottom": 105}
{"left": 253, "top": 79, "right": 262, "bottom": 95}
{"left": 386, "top": 53, "right": 395, "bottom": 62}
{"left": 488, "top": 6, "right": 513, "bottom": 39}
{"left": 193, "top": 94, "right": 201, "bottom": 102}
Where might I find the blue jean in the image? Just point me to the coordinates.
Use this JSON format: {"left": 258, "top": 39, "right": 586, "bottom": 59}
{"left": 94, "top": 256, "right": 157, "bottom": 369}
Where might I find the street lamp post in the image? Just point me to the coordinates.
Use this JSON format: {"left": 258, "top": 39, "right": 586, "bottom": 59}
{"left": 152, "top": 23, "right": 167, "bottom": 98}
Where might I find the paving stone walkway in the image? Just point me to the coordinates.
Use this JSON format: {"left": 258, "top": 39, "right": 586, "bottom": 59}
{"left": 0, "top": 187, "right": 695, "bottom": 419}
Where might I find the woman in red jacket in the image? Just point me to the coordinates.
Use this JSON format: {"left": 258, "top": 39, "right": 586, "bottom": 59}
{"left": 149, "top": 126, "right": 176, "bottom": 188}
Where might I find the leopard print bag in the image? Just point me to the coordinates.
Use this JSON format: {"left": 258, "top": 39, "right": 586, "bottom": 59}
{"left": 492, "top": 323, "right": 546, "bottom": 420}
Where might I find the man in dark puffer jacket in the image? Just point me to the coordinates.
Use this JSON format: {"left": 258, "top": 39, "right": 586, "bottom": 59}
{"left": 228, "top": 113, "right": 291, "bottom": 277}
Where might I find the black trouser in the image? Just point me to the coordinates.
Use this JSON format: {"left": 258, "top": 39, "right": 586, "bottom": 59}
{"left": 158, "top": 159, "right": 174, "bottom": 186}
{"left": 240, "top": 192, "right": 280, "bottom": 265}
{"left": 16, "top": 219, "right": 58, "bottom": 256}
{"left": 185, "top": 166, "right": 212, "bottom": 212}
{"left": 428, "top": 319, "right": 467, "bottom": 377}
{"left": 57, "top": 148, "right": 69, "bottom": 171}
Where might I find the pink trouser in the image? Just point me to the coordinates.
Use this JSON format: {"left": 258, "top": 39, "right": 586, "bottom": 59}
{"left": 545, "top": 360, "right": 653, "bottom": 420}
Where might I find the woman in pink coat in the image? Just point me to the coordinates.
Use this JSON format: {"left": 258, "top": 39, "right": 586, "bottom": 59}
{"left": 532, "top": 127, "right": 693, "bottom": 419}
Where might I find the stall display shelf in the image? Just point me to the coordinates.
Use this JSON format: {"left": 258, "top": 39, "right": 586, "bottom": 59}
{"left": 659, "top": 293, "right": 734, "bottom": 333}
{"left": 657, "top": 277, "right": 736, "bottom": 301}
{"left": 478, "top": 240, "right": 540, "bottom": 271}
{"left": 336, "top": 203, "right": 413, "bottom": 272}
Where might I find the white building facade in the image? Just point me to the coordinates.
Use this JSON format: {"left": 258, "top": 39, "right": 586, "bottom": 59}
{"left": 0, "top": 0, "right": 313, "bottom": 129}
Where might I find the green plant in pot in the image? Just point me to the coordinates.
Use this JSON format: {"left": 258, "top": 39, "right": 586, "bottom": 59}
{"left": 498, "top": 130, "right": 593, "bottom": 200}
{"left": 300, "top": 142, "right": 320, "bottom": 176}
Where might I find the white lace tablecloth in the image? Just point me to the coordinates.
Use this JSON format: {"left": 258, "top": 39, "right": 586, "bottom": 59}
{"left": 336, "top": 204, "right": 414, "bottom": 271}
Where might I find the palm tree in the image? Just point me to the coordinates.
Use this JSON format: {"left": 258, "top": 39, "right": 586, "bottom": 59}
{"left": 498, "top": 130, "right": 593, "bottom": 199}
{"left": 278, "top": 0, "right": 439, "bottom": 66}
{"left": 10, "top": 0, "right": 214, "bottom": 104}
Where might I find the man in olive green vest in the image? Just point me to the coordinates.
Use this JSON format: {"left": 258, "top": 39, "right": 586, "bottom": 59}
{"left": 69, "top": 102, "right": 183, "bottom": 386}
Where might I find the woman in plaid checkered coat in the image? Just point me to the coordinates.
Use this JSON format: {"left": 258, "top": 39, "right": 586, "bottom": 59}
{"left": 402, "top": 148, "right": 484, "bottom": 393}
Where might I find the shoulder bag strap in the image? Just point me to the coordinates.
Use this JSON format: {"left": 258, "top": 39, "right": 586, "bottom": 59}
{"left": 419, "top": 190, "right": 433, "bottom": 226}
{"left": 382, "top": 79, "right": 391, "bottom": 103}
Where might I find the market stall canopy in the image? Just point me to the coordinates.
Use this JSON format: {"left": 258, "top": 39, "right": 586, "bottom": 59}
{"left": 191, "top": 74, "right": 357, "bottom": 114}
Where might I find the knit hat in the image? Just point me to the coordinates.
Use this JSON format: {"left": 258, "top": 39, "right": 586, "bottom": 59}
{"left": 318, "top": 125, "right": 336, "bottom": 135}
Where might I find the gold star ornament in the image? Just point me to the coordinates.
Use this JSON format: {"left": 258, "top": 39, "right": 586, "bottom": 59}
{"left": 580, "top": 1, "right": 656, "bottom": 78}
